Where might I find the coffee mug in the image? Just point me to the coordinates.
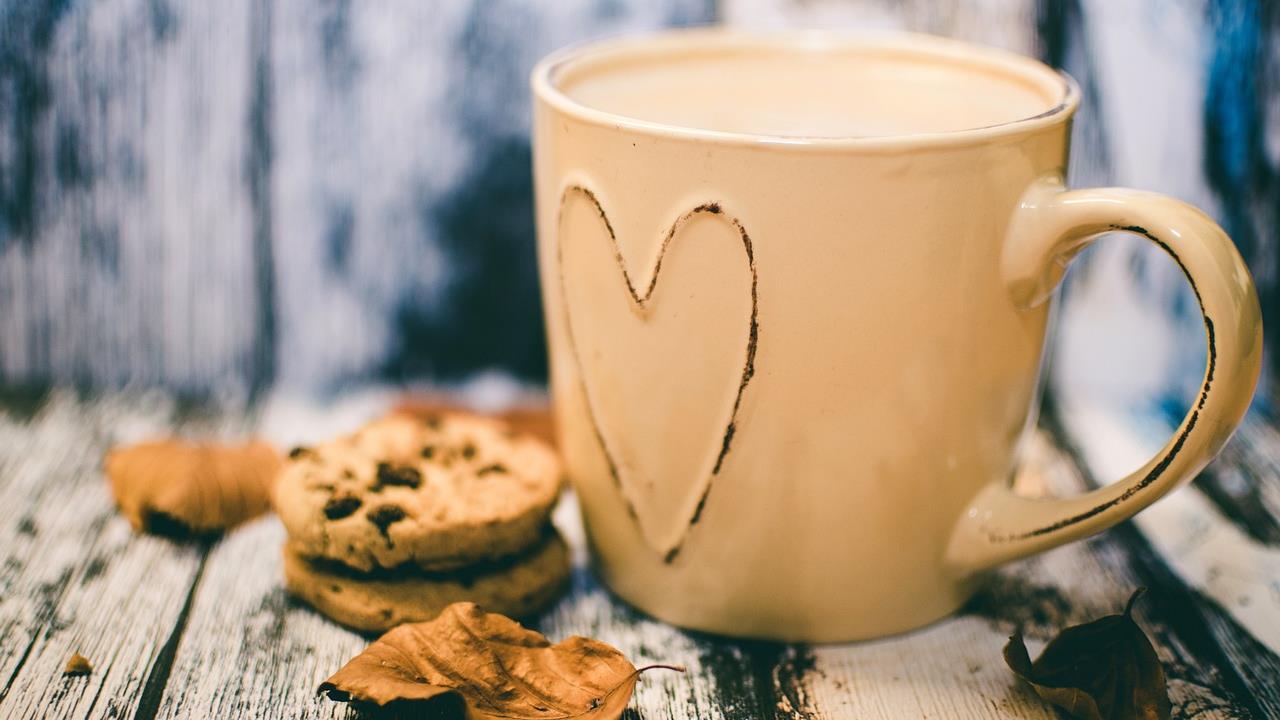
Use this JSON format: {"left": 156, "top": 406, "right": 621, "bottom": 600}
{"left": 531, "top": 29, "right": 1262, "bottom": 642}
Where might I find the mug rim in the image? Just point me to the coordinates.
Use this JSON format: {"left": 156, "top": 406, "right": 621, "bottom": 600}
{"left": 531, "top": 27, "right": 1081, "bottom": 151}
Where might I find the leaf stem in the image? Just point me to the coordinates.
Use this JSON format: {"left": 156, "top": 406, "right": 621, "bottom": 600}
{"left": 636, "top": 664, "right": 686, "bottom": 674}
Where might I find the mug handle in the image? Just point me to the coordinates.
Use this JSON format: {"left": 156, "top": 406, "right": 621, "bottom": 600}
{"left": 946, "top": 175, "right": 1263, "bottom": 575}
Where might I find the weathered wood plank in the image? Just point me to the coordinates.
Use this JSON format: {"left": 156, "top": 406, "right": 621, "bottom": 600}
{"left": 1054, "top": 402, "right": 1280, "bottom": 717}
{"left": 722, "top": 0, "right": 1041, "bottom": 56}
{"left": 1197, "top": 411, "right": 1280, "bottom": 544}
{"left": 0, "top": 0, "right": 716, "bottom": 394}
{"left": 142, "top": 398, "right": 1275, "bottom": 719}
{"left": 541, "top": 494, "right": 772, "bottom": 720}
{"left": 0, "top": 392, "right": 231, "bottom": 719}
{"left": 553, "top": 505, "right": 1049, "bottom": 720}
{"left": 0, "top": 525, "right": 205, "bottom": 720}
{"left": 0, "top": 394, "right": 189, "bottom": 712}
{"left": 5, "top": 391, "right": 1277, "bottom": 719}
{"left": 0, "top": 0, "right": 269, "bottom": 392}
{"left": 153, "top": 515, "right": 363, "bottom": 720}
{"left": 797, "top": 430, "right": 1251, "bottom": 719}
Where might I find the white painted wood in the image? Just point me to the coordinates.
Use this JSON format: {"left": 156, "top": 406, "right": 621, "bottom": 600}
{"left": 805, "top": 616, "right": 1057, "bottom": 719}
{"left": 799, "top": 431, "right": 1239, "bottom": 719}
{"left": 721, "top": 0, "right": 1040, "bottom": 55}
{"left": 1058, "top": 401, "right": 1280, "bottom": 655}
{"left": 0, "top": 393, "right": 242, "bottom": 719}
{"left": 0, "top": 520, "right": 203, "bottom": 720}
{"left": 541, "top": 567, "right": 742, "bottom": 720}
{"left": 154, "top": 515, "right": 364, "bottom": 720}
{"left": 1217, "top": 415, "right": 1280, "bottom": 527}
{"left": 0, "top": 0, "right": 714, "bottom": 394}
{"left": 0, "top": 0, "right": 266, "bottom": 391}
{"left": 1, "top": 392, "right": 1269, "bottom": 718}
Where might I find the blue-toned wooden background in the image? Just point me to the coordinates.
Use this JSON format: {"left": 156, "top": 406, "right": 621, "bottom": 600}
{"left": 1, "top": 0, "right": 1275, "bottom": 410}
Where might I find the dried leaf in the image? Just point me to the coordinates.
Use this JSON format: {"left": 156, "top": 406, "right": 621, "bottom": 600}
{"left": 105, "top": 439, "right": 282, "bottom": 536}
{"left": 63, "top": 652, "right": 92, "bottom": 676}
{"left": 1004, "top": 588, "right": 1171, "bottom": 720}
{"left": 393, "top": 398, "right": 556, "bottom": 447}
{"left": 320, "top": 602, "right": 680, "bottom": 719}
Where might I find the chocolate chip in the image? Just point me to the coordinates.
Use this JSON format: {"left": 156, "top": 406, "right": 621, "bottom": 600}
{"left": 476, "top": 463, "right": 507, "bottom": 476}
{"left": 288, "top": 446, "right": 314, "bottom": 460}
{"left": 424, "top": 414, "right": 442, "bottom": 430}
{"left": 375, "top": 462, "right": 421, "bottom": 489}
{"left": 323, "top": 495, "right": 362, "bottom": 520}
{"left": 420, "top": 445, "right": 436, "bottom": 459}
{"left": 341, "top": 468, "right": 354, "bottom": 480}
{"left": 460, "top": 442, "right": 476, "bottom": 460}
{"left": 368, "top": 505, "right": 407, "bottom": 539}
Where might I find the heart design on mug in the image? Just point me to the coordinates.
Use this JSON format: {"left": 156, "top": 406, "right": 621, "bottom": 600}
{"left": 557, "top": 185, "right": 758, "bottom": 561}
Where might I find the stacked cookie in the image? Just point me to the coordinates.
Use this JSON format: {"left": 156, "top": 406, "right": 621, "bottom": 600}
{"left": 274, "top": 411, "right": 569, "bottom": 632}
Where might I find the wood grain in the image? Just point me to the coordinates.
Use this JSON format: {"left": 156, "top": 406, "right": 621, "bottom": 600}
{"left": 0, "top": 392, "right": 1276, "bottom": 719}
{"left": 153, "top": 515, "right": 364, "bottom": 719}
{"left": 0, "top": 0, "right": 715, "bottom": 393}
{"left": 1198, "top": 413, "right": 1280, "bottom": 544}
{"left": 4, "top": 0, "right": 1276, "bottom": 403}
{"left": 0, "top": 393, "right": 246, "bottom": 719}
{"left": 1055, "top": 403, "right": 1280, "bottom": 717}
{"left": 798, "top": 431, "right": 1245, "bottom": 719}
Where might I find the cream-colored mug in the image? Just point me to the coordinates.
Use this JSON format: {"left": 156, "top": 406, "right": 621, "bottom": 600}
{"left": 531, "top": 29, "right": 1263, "bottom": 642}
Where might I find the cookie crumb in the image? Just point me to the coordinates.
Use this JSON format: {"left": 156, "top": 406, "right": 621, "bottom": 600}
{"left": 288, "top": 446, "right": 315, "bottom": 460}
{"left": 63, "top": 652, "right": 92, "bottom": 676}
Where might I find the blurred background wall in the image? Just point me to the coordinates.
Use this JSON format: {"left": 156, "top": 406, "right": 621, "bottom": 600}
{"left": 0, "top": 0, "right": 1275, "bottom": 414}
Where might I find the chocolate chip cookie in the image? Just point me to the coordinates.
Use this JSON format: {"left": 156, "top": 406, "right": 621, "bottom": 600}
{"left": 284, "top": 529, "right": 571, "bottom": 633}
{"left": 273, "top": 413, "right": 562, "bottom": 572}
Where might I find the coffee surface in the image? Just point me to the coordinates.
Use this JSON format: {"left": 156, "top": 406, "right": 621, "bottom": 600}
{"left": 558, "top": 45, "right": 1060, "bottom": 138}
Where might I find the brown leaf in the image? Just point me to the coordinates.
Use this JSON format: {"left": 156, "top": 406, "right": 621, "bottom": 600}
{"left": 320, "top": 602, "right": 680, "bottom": 719}
{"left": 393, "top": 397, "right": 557, "bottom": 447}
{"left": 1004, "top": 588, "right": 1171, "bottom": 720}
{"left": 63, "top": 652, "right": 92, "bottom": 676}
{"left": 105, "top": 439, "right": 282, "bottom": 536}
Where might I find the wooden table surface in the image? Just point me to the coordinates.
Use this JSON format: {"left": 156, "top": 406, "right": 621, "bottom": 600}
{"left": 0, "top": 388, "right": 1277, "bottom": 719}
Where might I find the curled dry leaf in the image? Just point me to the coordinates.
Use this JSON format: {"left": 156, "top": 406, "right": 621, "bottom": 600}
{"left": 1004, "top": 588, "right": 1171, "bottom": 720}
{"left": 63, "top": 652, "right": 92, "bottom": 676}
{"left": 320, "top": 602, "right": 681, "bottom": 719}
{"left": 105, "top": 439, "right": 282, "bottom": 536}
